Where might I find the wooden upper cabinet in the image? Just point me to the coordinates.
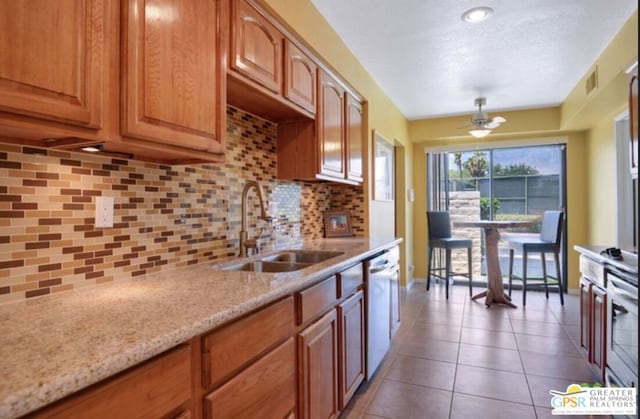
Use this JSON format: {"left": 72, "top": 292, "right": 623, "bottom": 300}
{"left": 231, "top": 0, "right": 284, "bottom": 94}
{"left": 121, "top": 0, "right": 226, "bottom": 154}
{"left": 284, "top": 40, "right": 317, "bottom": 114}
{"left": 317, "top": 70, "right": 346, "bottom": 180}
{"left": 0, "top": 0, "right": 106, "bottom": 129}
{"left": 345, "top": 93, "right": 364, "bottom": 183}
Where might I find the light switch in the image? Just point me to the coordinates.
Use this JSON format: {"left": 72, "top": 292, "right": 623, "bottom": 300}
{"left": 95, "top": 196, "right": 114, "bottom": 228}
{"left": 407, "top": 188, "right": 415, "bottom": 202}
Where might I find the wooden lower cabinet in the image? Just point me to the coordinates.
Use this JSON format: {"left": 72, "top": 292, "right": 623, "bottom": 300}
{"left": 579, "top": 277, "right": 591, "bottom": 353}
{"left": 298, "top": 309, "right": 339, "bottom": 419}
{"left": 579, "top": 274, "right": 608, "bottom": 382}
{"left": 204, "top": 338, "right": 296, "bottom": 419}
{"left": 203, "top": 296, "right": 294, "bottom": 388}
{"left": 590, "top": 284, "right": 607, "bottom": 380}
{"left": 32, "top": 344, "right": 192, "bottom": 419}
{"left": 337, "top": 290, "right": 365, "bottom": 410}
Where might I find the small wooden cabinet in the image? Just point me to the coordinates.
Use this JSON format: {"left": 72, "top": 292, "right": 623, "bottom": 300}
{"left": 578, "top": 256, "right": 608, "bottom": 382}
{"left": 230, "top": 0, "right": 284, "bottom": 94}
{"left": 337, "top": 290, "right": 365, "bottom": 410}
{"left": 296, "top": 264, "right": 365, "bottom": 418}
{"left": 298, "top": 309, "right": 339, "bottom": 419}
{"left": 121, "top": 0, "right": 226, "bottom": 155}
{"left": 204, "top": 338, "right": 296, "bottom": 419}
{"left": 202, "top": 296, "right": 294, "bottom": 387}
{"left": 277, "top": 71, "right": 364, "bottom": 186}
{"left": 345, "top": 93, "right": 364, "bottom": 183}
{"left": 285, "top": 40, "right": 317, "bottom": 114}
{"left": 32, "top": 344, "right": 193, "bottom": 419}
{"left": 0, "top": 0, "right": 110, "bottom": 136}
{"left": 202, "top": 296, "right": 296, "bottom": 419}
{"left": 317, "top": 70, "right": 346, "bottom": 181}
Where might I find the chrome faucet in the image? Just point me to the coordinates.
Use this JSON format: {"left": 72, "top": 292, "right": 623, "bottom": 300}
{"left": 239, "top": 181, "right": 272, "bottom": 257}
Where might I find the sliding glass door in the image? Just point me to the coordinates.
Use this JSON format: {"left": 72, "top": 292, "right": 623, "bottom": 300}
{"left": 427, "top": 144, "right": 567, "bottom": 289}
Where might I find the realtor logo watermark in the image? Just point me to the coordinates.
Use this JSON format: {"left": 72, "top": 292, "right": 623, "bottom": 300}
{"left": 550, "top": 384, "right": 637, "bottom": 415}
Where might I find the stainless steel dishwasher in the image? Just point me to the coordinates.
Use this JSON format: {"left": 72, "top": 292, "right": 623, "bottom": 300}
{"left": 365, "top": 246, "right": 400, "bottom": 379}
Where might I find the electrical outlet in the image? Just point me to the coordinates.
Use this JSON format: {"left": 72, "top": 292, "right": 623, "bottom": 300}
{"left": 95, "top": 196, "right": 114, "bottom": 228}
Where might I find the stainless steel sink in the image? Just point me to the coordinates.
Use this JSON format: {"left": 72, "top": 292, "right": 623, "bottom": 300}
{"left": 220, "top": 260, "right": 311, "bottom": 272}
{"left": 218, "top": 250, "right": 344, "bottom": 272}
{"left": 260, "top": 250, "right": 344, "bottom": 264}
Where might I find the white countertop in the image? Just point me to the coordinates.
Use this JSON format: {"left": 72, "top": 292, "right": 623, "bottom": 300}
{"left": 574, "top": 245, "right": 638, "bottom": 276}
{"left": 0, "top": 237, "right": 401, "bottom": 418}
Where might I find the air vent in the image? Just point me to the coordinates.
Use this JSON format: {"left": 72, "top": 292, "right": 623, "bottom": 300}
{"left": 585, "top": 66, "right": 598, "bottom": 95}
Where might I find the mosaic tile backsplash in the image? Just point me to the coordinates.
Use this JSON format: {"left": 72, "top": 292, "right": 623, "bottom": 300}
{"left": 0, "top": 107, "right": 364, "bottom": 303}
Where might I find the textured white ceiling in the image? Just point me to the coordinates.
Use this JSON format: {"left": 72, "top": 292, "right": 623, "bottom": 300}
{"left": 310, "top": 0, "right": 637, "bottom": 120}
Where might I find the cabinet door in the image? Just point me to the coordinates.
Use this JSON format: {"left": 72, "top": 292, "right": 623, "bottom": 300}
{"left": 204, "top": 338, "right": 296, "bottom": 419}
{"left": 231, "top": 0, "right": 284, "bottom": 93}
{"left": 0, "top": 0, "right": 106, "bottom": 128}
{"left": 284, "top": 40, "right": 317, "bottom": 114}
{"left": 345, "top": 93, "right": 364, "bottom": 183}
{"left": 579, "top": 277, "right": 591, "bottom": 354}
{"left": 203, "top": 296, "right": 294, "bottom": 389}
{"left": 591, "top": 285, "right": 607, "bottom": 381}
{"left": 33, "top": 345, "right": 192, "bottom": 419}
{"left": 298, "top": 309, "right": 339, "bottom": 419}
{"left": 122, "top": 0, "right": 225, "bottom": 153}
{"left": 337, "top": 290, "right": 365, "bottom": 410}
{"left": 317, "top": 71, "right": 345, "bottom": 180}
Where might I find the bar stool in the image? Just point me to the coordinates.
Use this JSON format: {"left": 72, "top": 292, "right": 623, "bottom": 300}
{"left": 426, "top": 211, "right": 473, "bottom": 299}
{"left": 507, "top": 210, "right": 564, "bottom": 306}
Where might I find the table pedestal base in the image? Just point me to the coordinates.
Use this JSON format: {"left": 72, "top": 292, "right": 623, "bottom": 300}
{"left": 471, "top": 290, "right": 517, "bottom": 308}
{"left": 453, "top": 220, "right": 532, "bottom": 310}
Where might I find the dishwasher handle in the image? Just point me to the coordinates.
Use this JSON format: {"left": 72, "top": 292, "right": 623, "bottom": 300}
{"left": 370, "top": 264, "right": 394, "bottom": 274}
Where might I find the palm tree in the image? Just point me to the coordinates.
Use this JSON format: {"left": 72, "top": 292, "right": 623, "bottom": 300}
{"left": 454, "top": 153, "right": 463, "bottom": 179}
{"left": 463, "top": 152, "right": 488, "bottom": 189}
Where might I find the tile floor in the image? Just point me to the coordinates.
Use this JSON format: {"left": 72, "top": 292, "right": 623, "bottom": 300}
{"left": 342, "top": 282, "right": 609, "bottom": 419}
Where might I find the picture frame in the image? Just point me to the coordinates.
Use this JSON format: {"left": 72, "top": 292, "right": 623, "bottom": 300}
{"left": 323, "top": 210, "right": 354, "bottom": 238}
{"left": 373, "top": 130, "right": 395, "bottom": 201}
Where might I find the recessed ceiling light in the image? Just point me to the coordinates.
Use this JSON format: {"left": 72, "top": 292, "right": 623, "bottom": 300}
{"left": 462, "top": 7, "right": 494, "bottom": 23}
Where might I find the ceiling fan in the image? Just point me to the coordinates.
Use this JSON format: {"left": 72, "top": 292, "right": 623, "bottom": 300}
{"left": 464, "top": 97, "right": 506, "bottom": 138}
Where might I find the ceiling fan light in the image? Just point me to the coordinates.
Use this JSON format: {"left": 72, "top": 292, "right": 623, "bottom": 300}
{"left": 469, "top": 128, "right": 491, "bottom": 138}
{"left": 462, "top": 7, "right": 493, "bottom": 23}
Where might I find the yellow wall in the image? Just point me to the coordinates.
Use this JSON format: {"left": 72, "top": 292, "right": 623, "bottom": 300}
{"left": 260, "top": 0, "right": 414, "bottom": 284}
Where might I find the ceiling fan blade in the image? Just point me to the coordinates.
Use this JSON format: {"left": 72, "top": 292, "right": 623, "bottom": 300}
{"left": 485, "top": 116, "right": 506, "bottom": 129}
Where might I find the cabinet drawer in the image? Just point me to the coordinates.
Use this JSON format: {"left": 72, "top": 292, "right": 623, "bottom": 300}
{"left": 579, "top": 255, "right": 605, "bottom": 287}
{"left": 33, "top": 344, "right": 192, "bottom": 419}
{"left": 204, "top": 337, "right": 296, "bottom": 419}
{"left": 338, "top": 263, "right": 363, "bottom": 298}
{"left": 203, "top": 296, "right": 294, "bottom": 388}
{"left": 296, "top": 275, "right": 338, "bottom": 325}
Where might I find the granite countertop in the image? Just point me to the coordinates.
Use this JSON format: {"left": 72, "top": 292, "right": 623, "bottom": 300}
{"left": 574, "top": 244, "right": 638, "bottom": 276}
{"left": 0, "top": 237, "right": 402, "bottom": 418}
